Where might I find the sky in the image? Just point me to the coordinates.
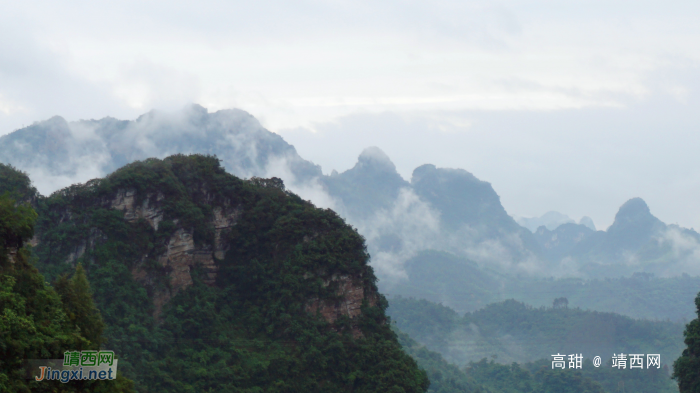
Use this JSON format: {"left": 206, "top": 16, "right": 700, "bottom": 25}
{"left": 1, "top": 0, "right": 700, "bottom": 230}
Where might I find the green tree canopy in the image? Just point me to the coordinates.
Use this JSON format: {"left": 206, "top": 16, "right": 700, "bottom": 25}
{"left": 0, "top": 193, "right": 37, "bottom": 261}
{"left": 0, "top": 193, "right": 132, "bottom": 392}
{"left": 54, "top": 263, "right": 106, "bottom": 350}
{"left": 674, "top": 292, "right": 700, "bottom": 392}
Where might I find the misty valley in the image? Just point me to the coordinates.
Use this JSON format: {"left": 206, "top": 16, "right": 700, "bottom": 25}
{"left": 0, "top": 106, "right": 699, "bottom": 392}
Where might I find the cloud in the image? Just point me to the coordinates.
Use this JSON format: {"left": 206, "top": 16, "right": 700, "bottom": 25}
{"left": 655, "top": 226, "right": 700, "bottom": 277}
{"left": 3, "top": 0, "right": 700, "bottom": 283}
{"left": 347, "top": 187, "right": 442, "bottom": 281}
{"left": 263, "top": 155, "right": 339, "bottom": 211}
{"left": 114, "top": 60, "right": 201, "bottom": 112}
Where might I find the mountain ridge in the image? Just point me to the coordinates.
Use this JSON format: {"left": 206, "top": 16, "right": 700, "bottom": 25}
{"left": 3, "top": 106, "right": 700, "bottom": 281}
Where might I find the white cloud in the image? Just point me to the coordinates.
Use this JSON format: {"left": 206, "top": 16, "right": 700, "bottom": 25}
{"left": 263, "top": 155, "right": 339, "bottom": 211}
{"left": 348, "top": 187, "right": 442, "bottom": 280}
{"left": 655, "top": 226, "right": 700, "bottom": 276}
{"left": 2, "top": 0, "right": 700, "bottom": 240}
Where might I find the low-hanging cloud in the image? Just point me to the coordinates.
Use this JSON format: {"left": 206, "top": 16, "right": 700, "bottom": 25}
{"left": 654, "top": 226, "right": 700, "bottom": 277}
{"left": 0, "top": 105, "right": 318, "bottom": 195}
{"left": 349, "top": 187, "right": 442, "bottom": 281}
{"left": 262, "top": 155, "right": 339, "bottom": 211}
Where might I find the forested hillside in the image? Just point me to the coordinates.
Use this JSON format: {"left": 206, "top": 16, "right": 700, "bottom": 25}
{"left": 2, "top": 157, "right": 430, "bottom": 392}
{"left": 0, "top": 172, "right": 133, "bottom": 391}
{"left": 388, "top": 296, "right": 684, "bottom": 368}
{"left": 396, "top": 327, "right": 678, "bottom": 393}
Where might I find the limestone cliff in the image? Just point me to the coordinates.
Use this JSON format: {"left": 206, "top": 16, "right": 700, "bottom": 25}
{"left": 34, "top": 156, "right": 380, "bottom": 328}
{"left": 11, "top": 154, "right": 428, "bottom": 393}
{"left": 305, "top": 273, "right": 377, "bottom": 337}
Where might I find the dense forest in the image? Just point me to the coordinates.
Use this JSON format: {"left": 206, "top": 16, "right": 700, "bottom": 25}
{"left": 1, "top": 157, "right": 429, "bottom": 392}
{"left": 0, "top": 192, "right": 133, "bottom": 390}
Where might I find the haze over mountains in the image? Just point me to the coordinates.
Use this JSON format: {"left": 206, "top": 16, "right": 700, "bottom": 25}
{"left": 517, "top": 211, "right": 596, "bottom": 232}
{"left": 3, "top": 105, "right": 700, "bottom": 286}
{"left": 3, "top": 105, "right": 699, "bottom": 392}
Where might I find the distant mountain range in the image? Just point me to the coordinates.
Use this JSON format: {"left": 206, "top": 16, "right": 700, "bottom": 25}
{"left": 2, "top": 104, "right": 700, "bottom": 285}
{"left": 0, "top": 105, "right": 320, "bottom": 193}
{"left": 516, "top": 211, "right": 596, "bottom": 232}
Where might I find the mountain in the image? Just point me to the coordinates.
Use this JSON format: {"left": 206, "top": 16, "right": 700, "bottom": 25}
{"left": 0, "top": 105, "right": 321, "bottom": 193}
{"left": 579, "top": 198, "right": 667, "bottom": 261}
{"left": 388, "top": 297, "right": 683, "bottom": 393}
{"left": 561, "top": 198, "right": 700, "bottom": 277}
{"left": 579, "top": 215, "right": 596, "bottom": 230}
{"left": 326, "top": 152, "right": 545, "bottom": 280}
{"left": 410, "top": 164, "right": 542, "bottom": 263}
{"left": 321, "top": 146, "right": 410, "bottom": 219}
{"left": 15, "top": 155, "right": 429, "bottom": 392}
{"left": 517, "top": 211, "right": 596, "bottom": 232}
{"left": 534, "top": 222, "right": 596, "bottom": 262}
{"left": 517, "top": 211, "right": 576, "bottom": 232}
{"left": 4, "top": 106, "right": 700, "bottom": 283}
{"left": 6, "top": 107, "right": 700, "bottom": 392}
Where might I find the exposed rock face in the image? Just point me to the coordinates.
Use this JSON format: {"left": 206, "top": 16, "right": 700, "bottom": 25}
{"left": 6, "top": 247, "right": 18, "bottom": 264}
{"left": 305, "top": 274, "right": 377, "bottom": 337}
{"left": 106, "top": 188, "right": 238, "bottom": 317}
{"left": 109, "top": 189, "right": 165, "bottom": 230}
{"left": 55, "top": 185, "right": 375, "bottom": 324}
{"left": 63, "top": 228, "right": 106, "bottom": 265}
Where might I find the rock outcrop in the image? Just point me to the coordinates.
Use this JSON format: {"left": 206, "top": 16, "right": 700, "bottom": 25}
{"left": 305, "top": 274, "right": 377, "bottom": 337}
{"left": 107, "top": 188, "right": 238, "bottom": 317}
{"left": 62, "top": 186, "right": 375, "bottom": 324}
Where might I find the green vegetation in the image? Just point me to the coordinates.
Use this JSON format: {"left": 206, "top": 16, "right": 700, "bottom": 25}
{"left": 673, "top": 291, "right": 700, "bottom": 392}
{"left": 54, "top": 264, "right": 106, "bottom": 351}
{"left": 395, "top": 329, "right": 485, "bottom": 393}
{"left": 26, "top": 154, "right": 429, "bottom": 392}
{"left": 386, "top": 250, "right": 700, "bottom": 321}
{"left": 0, "top": 163, "right": 38, "bottom": 202}
{"left": 0, "top": 192, "right": 133, "bottom": 392}
{"left": 388, "top": 296, "right": 682, "bottom": 392}
{"left": 397, "top": 326, "right": 677, "bottom": 393}
{"left": 3, "top": 155, "right": 693, "bottom": 392}
{"left": 467, "top": 357, "right": 675, "bottom": 393}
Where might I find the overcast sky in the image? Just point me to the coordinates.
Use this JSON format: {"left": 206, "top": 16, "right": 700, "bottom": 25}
{"left": 1, "top": 0, "right": 700, "bottom": 230}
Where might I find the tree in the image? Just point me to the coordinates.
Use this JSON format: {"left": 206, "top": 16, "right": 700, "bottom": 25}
{"left": 0, "top": 192, "right": 132, "bottom": 392}
{"left": 0, "top": 193, "right": 37, "bottom": 263}
{"left": 54, "top": 263, "right": 106, "bottom": 350}
{"left": 673, "top": 292, "right": 700, "bottom": 392}
{"left": 553, "top": 297, "right": 569, "bottom": 309}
